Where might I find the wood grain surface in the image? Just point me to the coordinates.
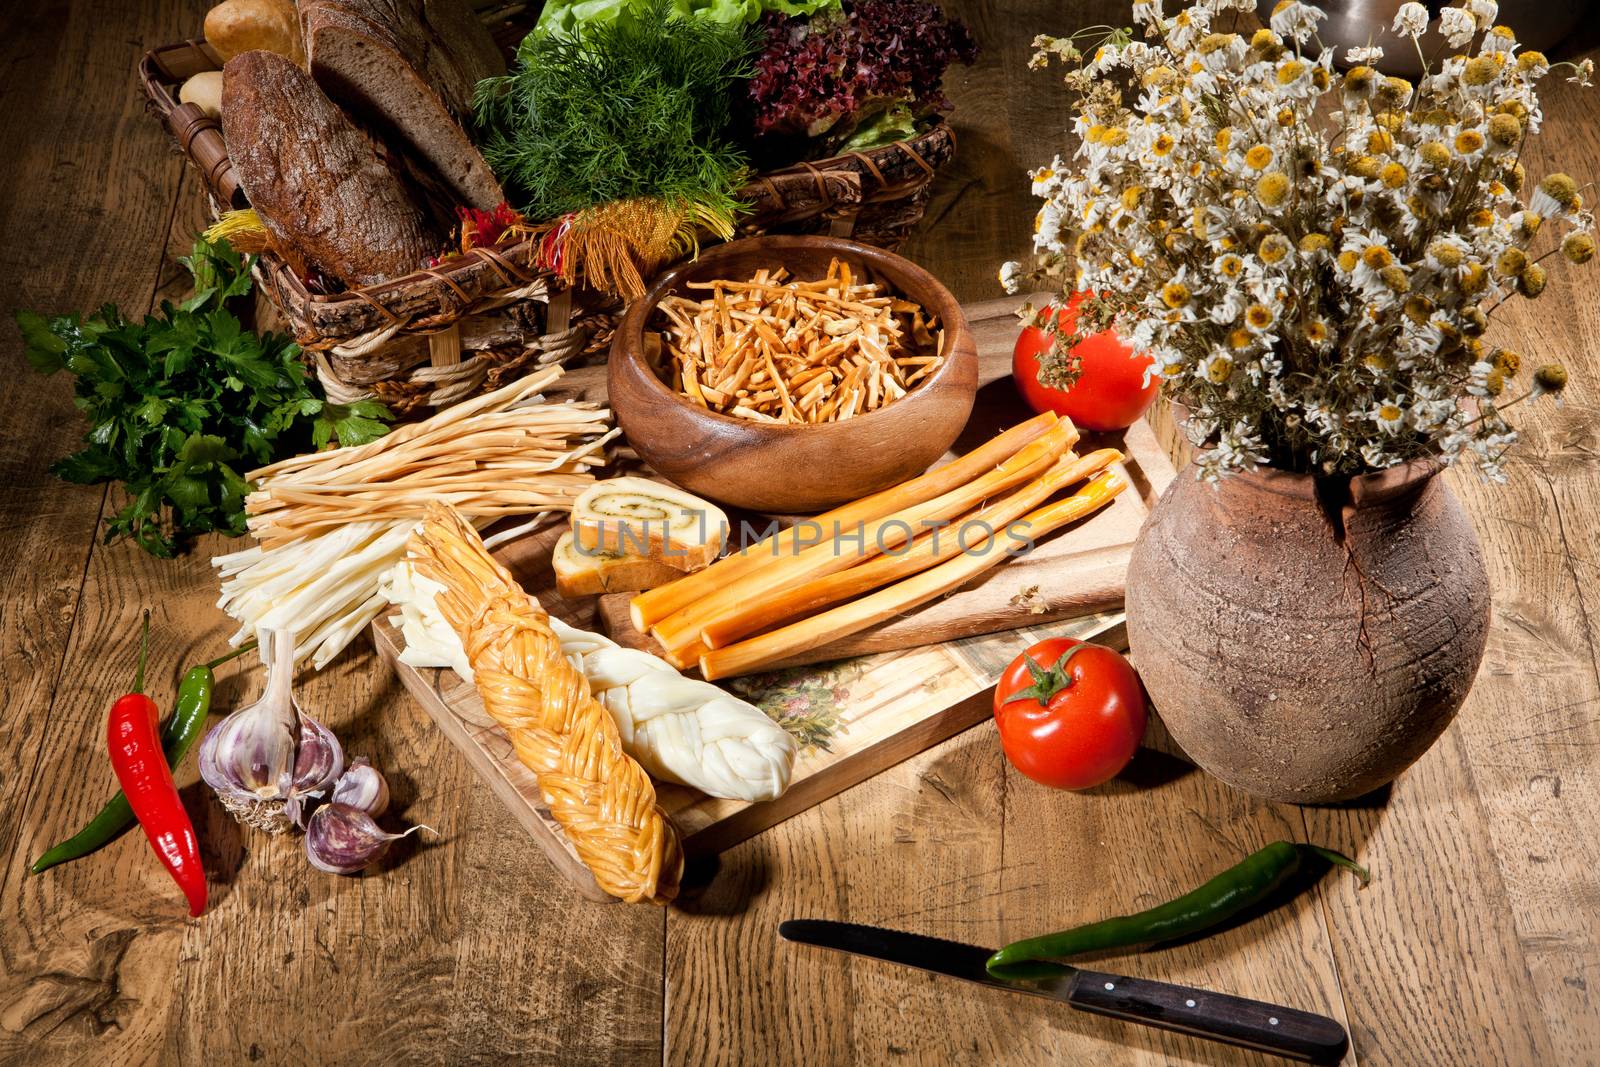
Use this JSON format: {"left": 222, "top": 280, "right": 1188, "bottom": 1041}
{"left": 1, "top": 2, "right": 1598, "bottom": 1066}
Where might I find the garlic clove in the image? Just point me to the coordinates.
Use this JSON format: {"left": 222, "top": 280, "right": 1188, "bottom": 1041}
{"left": 304, "top": 802, "right": 424, "bottom": 875}
{"left": 284, "top": 715, "right": 344, "bottom": 828}
{"left": 331, "top": 757, "right": 390, "bottom": 817}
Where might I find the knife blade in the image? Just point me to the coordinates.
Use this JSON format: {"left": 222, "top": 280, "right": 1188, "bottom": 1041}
{"left": 779, "top": 920, "right": 1348, "bottom": 1065}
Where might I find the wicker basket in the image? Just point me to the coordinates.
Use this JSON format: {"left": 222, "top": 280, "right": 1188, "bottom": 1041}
{"left": 138, "top": 37, "right": 956, "bottom": 417}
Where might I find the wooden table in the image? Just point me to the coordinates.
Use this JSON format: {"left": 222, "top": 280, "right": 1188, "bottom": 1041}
{"left": 2, "top": 3, "right": 1597, "bottom": 1064}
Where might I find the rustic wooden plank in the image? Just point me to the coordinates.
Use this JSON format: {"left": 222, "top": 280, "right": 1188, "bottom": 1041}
{"left": 667, "top": 727, "right": 1028, "bottom": 1064}
{"left": 0, "top": 1, "right": 202, "bottom": 1060}
{"left": 896, "top": 0, "right": 1077, "bottom": 304}
{"left": 0, "top": 0, "right": 194, "bottom": 888}
{"left": 1449, "top": 66, "right": 1600, "bottom": 1066}
{"left": 4, "top": 0, "right": 1599, "bottom": 1065}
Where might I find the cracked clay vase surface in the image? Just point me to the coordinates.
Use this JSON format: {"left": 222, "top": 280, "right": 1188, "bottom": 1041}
{"left": 1125, "top": 460, "right": 1490, "bottom": 803}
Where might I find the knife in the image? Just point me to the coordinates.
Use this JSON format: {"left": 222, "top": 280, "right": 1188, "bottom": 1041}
{"left": 779, "top": 919, "right": 1348, "bottom": 1064}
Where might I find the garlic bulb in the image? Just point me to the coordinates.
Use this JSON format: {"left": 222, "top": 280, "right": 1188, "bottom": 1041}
{"left": 330, "top": 757, "right": 389, "bottom": 817}
{"left": 199, "top": 629, "right": 343, "bottom": 833}
{"left": 305, "top": 803, "right": 423, "bottom": 875}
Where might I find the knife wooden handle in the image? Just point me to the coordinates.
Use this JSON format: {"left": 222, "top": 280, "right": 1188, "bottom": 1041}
{"left": 1066, "top": 969, "right": 1348, "bottom": 1064}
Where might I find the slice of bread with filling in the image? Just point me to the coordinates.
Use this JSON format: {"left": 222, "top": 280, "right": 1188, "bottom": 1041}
{"left": 552, "top": 532, "right": 687, "bottom": 599}
{"left": 571, "top": 478, "right": 728, "bottom": 574}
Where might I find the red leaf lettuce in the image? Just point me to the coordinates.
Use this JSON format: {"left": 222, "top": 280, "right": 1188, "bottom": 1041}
{"left": 746, "top": 0, "right": 977, "bottom": 149}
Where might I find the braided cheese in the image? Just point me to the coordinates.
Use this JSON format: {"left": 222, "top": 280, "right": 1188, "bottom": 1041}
{"left": 409, "top": 503, "right": 682, "bottom": 904}
{"left": 384, "top": 559, "right": 796, "bottom": 802}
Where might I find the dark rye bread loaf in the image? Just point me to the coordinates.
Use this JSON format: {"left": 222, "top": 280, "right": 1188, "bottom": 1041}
{"left": 302, "top": 0, "right": 506, "bottom": 211}
{"left": 222, "top": 50, "right": 442, "bottom": 288}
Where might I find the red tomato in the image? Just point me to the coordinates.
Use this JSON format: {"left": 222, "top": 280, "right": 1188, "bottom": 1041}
{"left": 992, "top": 637, "right": 1147, "bottom": 790}
{"left": 1012, "top": 291, "right": 1158, "bottom": 431}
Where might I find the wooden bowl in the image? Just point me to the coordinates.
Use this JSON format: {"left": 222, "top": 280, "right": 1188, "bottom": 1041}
{"left": 608, "top": 235, "right": 978, "bottom": 513}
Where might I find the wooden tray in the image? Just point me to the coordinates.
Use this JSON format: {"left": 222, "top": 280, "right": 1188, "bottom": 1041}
{"left": 373, "top": 294, "right": 1178, "bottom": 900}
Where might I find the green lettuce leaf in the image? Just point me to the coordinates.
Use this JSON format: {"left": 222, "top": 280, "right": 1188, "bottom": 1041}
{"left": 534, "top": 0, "right": 838, "bottom": 36}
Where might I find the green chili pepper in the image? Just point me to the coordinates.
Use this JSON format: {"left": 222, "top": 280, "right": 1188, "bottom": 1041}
{"left": 986, "top": 841, "right": 1370, "bottom": 981}
{"left": 30, "top": 643, "right": 254, "bottom": 874}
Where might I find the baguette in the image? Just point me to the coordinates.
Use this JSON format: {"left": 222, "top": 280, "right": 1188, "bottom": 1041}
{"left": 571, "top": 478, "right": 728, "bottom": 574}
{"left": 221, "top": 50, "right": 442, "bottom": 287}
{"left": 302, "top": 0, "right": 506, "bottom": 210}
{"left": 553, "top": 532, "right": 685, "bottom": 599}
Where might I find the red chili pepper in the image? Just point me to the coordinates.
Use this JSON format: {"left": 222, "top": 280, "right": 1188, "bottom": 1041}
{"left": 106, "top": 611, "right": 207, "bottom": 917}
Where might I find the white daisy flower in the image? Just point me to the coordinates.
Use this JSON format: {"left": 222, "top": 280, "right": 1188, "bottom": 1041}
{"left": 1392, "top": 2, "right": 1431, "bottom": 38}
{"left": 1438, "top": 6, "right": 1477, "bottom": 48}
{"left": 1208, "top": 290, "right": 1246, "bottom": 325}
{"left": 1368, "top": 400, "right": 1408, "bottom": 433}
{"left": 1201, "top": 351, "right": 1235, "bottom": 385}
{"left": 1268, "top": 1, "right": 1325, "bottom": 43}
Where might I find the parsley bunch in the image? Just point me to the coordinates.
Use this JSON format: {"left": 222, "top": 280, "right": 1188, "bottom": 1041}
{"left": 18, "top": 239, "right": 390, "bottom": 557}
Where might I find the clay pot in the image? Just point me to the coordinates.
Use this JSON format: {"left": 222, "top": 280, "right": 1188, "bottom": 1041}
{"left": 1125, "top": 460, "right": 1489, "bottom": 803}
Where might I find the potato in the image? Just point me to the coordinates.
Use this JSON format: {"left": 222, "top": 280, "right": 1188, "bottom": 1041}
{"left": 178, "top": 71, "right": 225, "bottom": 119}
{"left": 204, "top": 0, "right": 304, "bottom": 64}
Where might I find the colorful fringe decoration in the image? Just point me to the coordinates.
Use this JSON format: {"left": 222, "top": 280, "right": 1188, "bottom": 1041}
{"left": 203, "top": 208, "right": 272, "bottom": 254}
{"left": 533, "top": 195, "right": 738, "bottom": 301}
{"left": 456, "top": 203, "right": 535, "bottom": 255}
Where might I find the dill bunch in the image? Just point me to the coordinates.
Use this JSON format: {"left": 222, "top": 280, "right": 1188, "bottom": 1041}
{"left": 472, "top": 1, "right": 754, "bottom": 233}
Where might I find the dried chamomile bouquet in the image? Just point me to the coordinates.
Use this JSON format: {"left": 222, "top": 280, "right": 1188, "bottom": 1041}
{"left": 1002, "top": 0, "right": 1595, "bottom": 481}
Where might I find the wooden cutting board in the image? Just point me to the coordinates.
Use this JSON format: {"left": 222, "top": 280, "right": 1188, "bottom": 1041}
{"left": 373, "top": 293, "right": 1178, "bottom": 901}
